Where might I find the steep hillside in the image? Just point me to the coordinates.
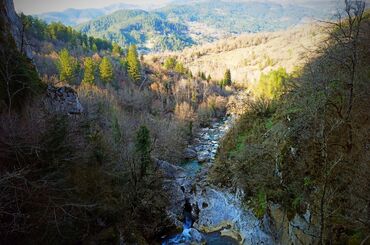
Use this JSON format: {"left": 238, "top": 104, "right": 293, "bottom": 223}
{"left": 1, "top": 2, "right": 231, "bottom": 243}
{"left": 76, "top": 9, "right": 194, "bottom": 52}
{"left": 211, "top": 6, "right": 370, "bottom": 244}
{"left": 152, "top": 23, "right": 327, "bottom": 84}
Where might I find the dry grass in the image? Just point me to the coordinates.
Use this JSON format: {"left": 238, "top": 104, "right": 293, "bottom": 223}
{"left": 149, "top": 23, "right": 327, "bottom": 83}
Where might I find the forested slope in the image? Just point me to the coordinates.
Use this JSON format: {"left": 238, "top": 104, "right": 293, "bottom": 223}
{"left": 211, "top": 5, "right": 370, "bottom": 244}
{"left": 74, "top": 0, "right": 335, "bottom": 52}
{"left": 0, "top": 1, "right": 230, "bottom": 243}
{"left": 76, "top": 9, "right": 194, "bottom": 52}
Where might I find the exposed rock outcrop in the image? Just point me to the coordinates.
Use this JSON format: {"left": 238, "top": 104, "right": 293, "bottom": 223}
{"left": 183, "top": 147, "right": 197, "bottom": 160}
{"left": 156, "top": 159, "right": 191, "bottom": 228}
{"left": 1, "top": 0, "right": 33, "bottom": 58}
{"left": 190, "top": 186, "right": 274, "bottom": 245}
{"left": 158, "top": 118, "right": 274, "bottom": 245}
{"left": 268, "top": 203, "right": 319, "bottom": 245}
{"left": 44, "top": 85, "right": 83, "bottom": 115}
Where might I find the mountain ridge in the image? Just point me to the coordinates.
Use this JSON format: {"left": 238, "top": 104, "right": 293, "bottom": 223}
{"left": 75, "top": 0, "right": 335, "bottom": 51}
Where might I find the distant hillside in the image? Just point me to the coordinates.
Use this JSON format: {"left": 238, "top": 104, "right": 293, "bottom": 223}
{"left": 158, "top": 0, "right": 329, "bottom": 34}
{"left": 76, "top": 9, "right": 195, "bottom": 52}
{"left": 37, "top": 3, "right": 138, "bottom": 26}
{"left": 74, "top": 1, "right": 334, "bottom": 52}
{"left": 153, "top": 23, "right": 327, "bottom": 83}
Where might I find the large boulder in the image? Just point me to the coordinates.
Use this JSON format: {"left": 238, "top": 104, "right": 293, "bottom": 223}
{"left": 184, "top": 228, "right": 206, "bottom": 244}
{"left": 44, "top": 85, "right": 83, "bottom": 115}
{"left": 197, "top": 150, "right": 211, "bottom": 163}
{"left": 189, "top": 186, "right": 274, "bottom": 245}
{"left": 183, "top": 147, "right": 197, "bottom": 160}
{"left": 156, "top": 160, "right": 190, "bottom": 228}
{"left": 268, "top": 203, "right": 319, "bottom": 245}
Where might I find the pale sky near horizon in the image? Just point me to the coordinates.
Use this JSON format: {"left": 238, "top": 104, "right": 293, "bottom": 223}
{"left": 14, "top": 0, "right": 346, "bottom": 15}
{"left": 13, "top": 0, "right": 173, "bottom": 14}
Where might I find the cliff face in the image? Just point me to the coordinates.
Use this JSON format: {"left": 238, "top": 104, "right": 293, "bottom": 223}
{"left": 268, "top": 204, "right": 319, "bottom": 245}
{"left": 0, "top": 0, "right": 83, "bottom": 115}
{"left": 1, "top": 0, "right": 32, "bottom": 58}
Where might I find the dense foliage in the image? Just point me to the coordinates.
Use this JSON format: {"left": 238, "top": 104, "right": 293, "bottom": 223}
{"left": 22, "top": 14, "right": 112, "bottom": 52}
{"left": 159, "top": 0, "right": 332, "bottom": 34}
{"left": 211, "top": 7, "right": 370, "bottom": 244}
{"left": 255, "top": 67, "right": 290, "bottom": 100}
{"left": 1, "top": 5, "right": 230, "bottom": 244}
{"left": 127, "top": 45, "right": 141, "bottom": 82}
{"left": 0, "top": 12, "right": 43, "bottom": 113}
{"left": 57, "top": 48, "right": 79, "bottom": 83}
{"left": 99, "top": 57, "right": 114, "bottom": 83}
{"left": 37, "top": 1, "right": 336, "bottom": 52}
{"left": 82, "top": 57, "right": 95, "bottom": 84}
{"left": 77, "top": 9, "right": 194, "bottom": 52}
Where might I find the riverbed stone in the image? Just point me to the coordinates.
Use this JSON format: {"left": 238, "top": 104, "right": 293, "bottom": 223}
{"left": 197, "top": 151, "right": 211, "bottom": 163}
{"left": 161, "top": 117, "right": 275, "bottom": 245}
{"left": 189, "top": 186, "right": 273, "bottom": 245}
{"left": 190, "top": 228, "right": 206, "bottom": 243}
{"left": 268, "top": 203, "right": 319, "bottom": 245}
{"left": 184, "top": 147, "right": 197, "bottom": 159}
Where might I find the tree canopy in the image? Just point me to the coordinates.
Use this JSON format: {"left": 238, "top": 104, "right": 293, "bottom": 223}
{"left": 82, "top": 57, "right": 95, "bottom": 84}
{"left": 127, "top": 45, "right": 141, "bottom": 83}
{"left": 255, "top": 67, "right": 289, "bottom": 100}
{"left": 57, "top": 48, "right": 78, "bottom": 83}
{"left": 99, "top": 57, "right": 113, "bottom": 83}
{"left": 135, "top": 125, "right": 151, "bottom": 178}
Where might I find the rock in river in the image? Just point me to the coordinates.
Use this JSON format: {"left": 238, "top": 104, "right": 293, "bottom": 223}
{"left": 183, "top": 147, "right": 197, "bottom": 160}
{"left": 197, "top": 150, "right": 211, "bottom": 163}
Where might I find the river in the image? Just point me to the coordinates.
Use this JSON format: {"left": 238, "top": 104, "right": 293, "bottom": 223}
{"left": 160, "top": 117, "right": 273, "bottom": 245}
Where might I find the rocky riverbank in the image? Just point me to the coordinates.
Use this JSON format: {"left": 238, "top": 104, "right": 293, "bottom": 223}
{"left": 159, "top": 118, "right": 274, "bottom": 244}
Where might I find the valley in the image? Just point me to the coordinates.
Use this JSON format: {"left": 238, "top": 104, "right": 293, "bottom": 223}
{"left": 36, "top": 1, "right": 337, "bottom": 52}
{"left": 1, "top": 0, "right": 370, "bottom": 244}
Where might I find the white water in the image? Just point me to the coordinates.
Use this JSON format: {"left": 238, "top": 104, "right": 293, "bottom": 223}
{"left": 162, "top": 117, "right": 274, "bottom": 245}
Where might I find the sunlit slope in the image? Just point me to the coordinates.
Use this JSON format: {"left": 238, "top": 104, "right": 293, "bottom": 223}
{"left": 164, "top": 24, "right": 327, "bottom": 83}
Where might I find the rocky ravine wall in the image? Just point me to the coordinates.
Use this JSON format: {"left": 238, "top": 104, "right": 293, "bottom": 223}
{"left": 268, "top": 203, "right": 320, "bottom": 245}
{"left": 2, "top": 0, "right": 33, "bottom": 58}
{"left": 1, "top": 0, "right": 83, "bottom": 115}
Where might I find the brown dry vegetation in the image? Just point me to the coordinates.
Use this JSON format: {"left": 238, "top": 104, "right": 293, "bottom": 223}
{"left": 150, "top": 23, "right": 327, "bottom": 84}
{"left": 211, "top": 5, "right": 370, "bottom": 244}
{"left": 0, "top": 8, "right": 233, "bottom": 244}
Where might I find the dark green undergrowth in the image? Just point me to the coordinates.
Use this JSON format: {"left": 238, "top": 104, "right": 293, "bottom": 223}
{"left": 0, "top": 13, "right": 170, "bottom": 244}
{"left": 211, "top": 12, "right": 370, "bottom": 243}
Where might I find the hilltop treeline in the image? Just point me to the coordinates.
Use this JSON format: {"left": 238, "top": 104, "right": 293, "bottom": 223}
{"left": 22, "top": 15, "right": 112, "bottom": 52}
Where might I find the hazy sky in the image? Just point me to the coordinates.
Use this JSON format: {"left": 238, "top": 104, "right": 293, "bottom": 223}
{"left": 14, "top": 0, "right": 347, "bottom": 15}
{"left": 13, "top": 0, "right": 173, "bottom": 14}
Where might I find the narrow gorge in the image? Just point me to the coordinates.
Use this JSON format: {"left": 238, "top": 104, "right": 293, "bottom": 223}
{"left": 1, "top": 0, "right": 369, "bottom": 244}
{"left": 159, "top": 117, "right": 274, "bottom": 244}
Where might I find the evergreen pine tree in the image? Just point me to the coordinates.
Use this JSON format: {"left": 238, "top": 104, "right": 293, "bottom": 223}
{"left": 201, "top": 72, "right": 206, "bottom": 80}
{"left": 112, "top": 43, "right": 122, "bottom": 57}
{"left": 57, "top": 48, "right": 78, "bottom": 83}
{"left": 175, "top": 62, "right": 186, "bottom": 74}
{"left": 127, "top": 45, "right": 141, "bottom": 83}
{"left": 164, "top": 57, "right": 177, "bottom": 70}
{"left": 223, "top": 69, "right": 232, "bottom": 86}
{"left": 135, "top": 125, "right": 151, "bottom": 178}
{"left": 92, "top": 43, "right": 98, "bottom": 52}
{"left": 99, "top": 57, "right": 113, "bottom": 83}
{"left": 82, "top": 57, "right": 95, "bottom": 84}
